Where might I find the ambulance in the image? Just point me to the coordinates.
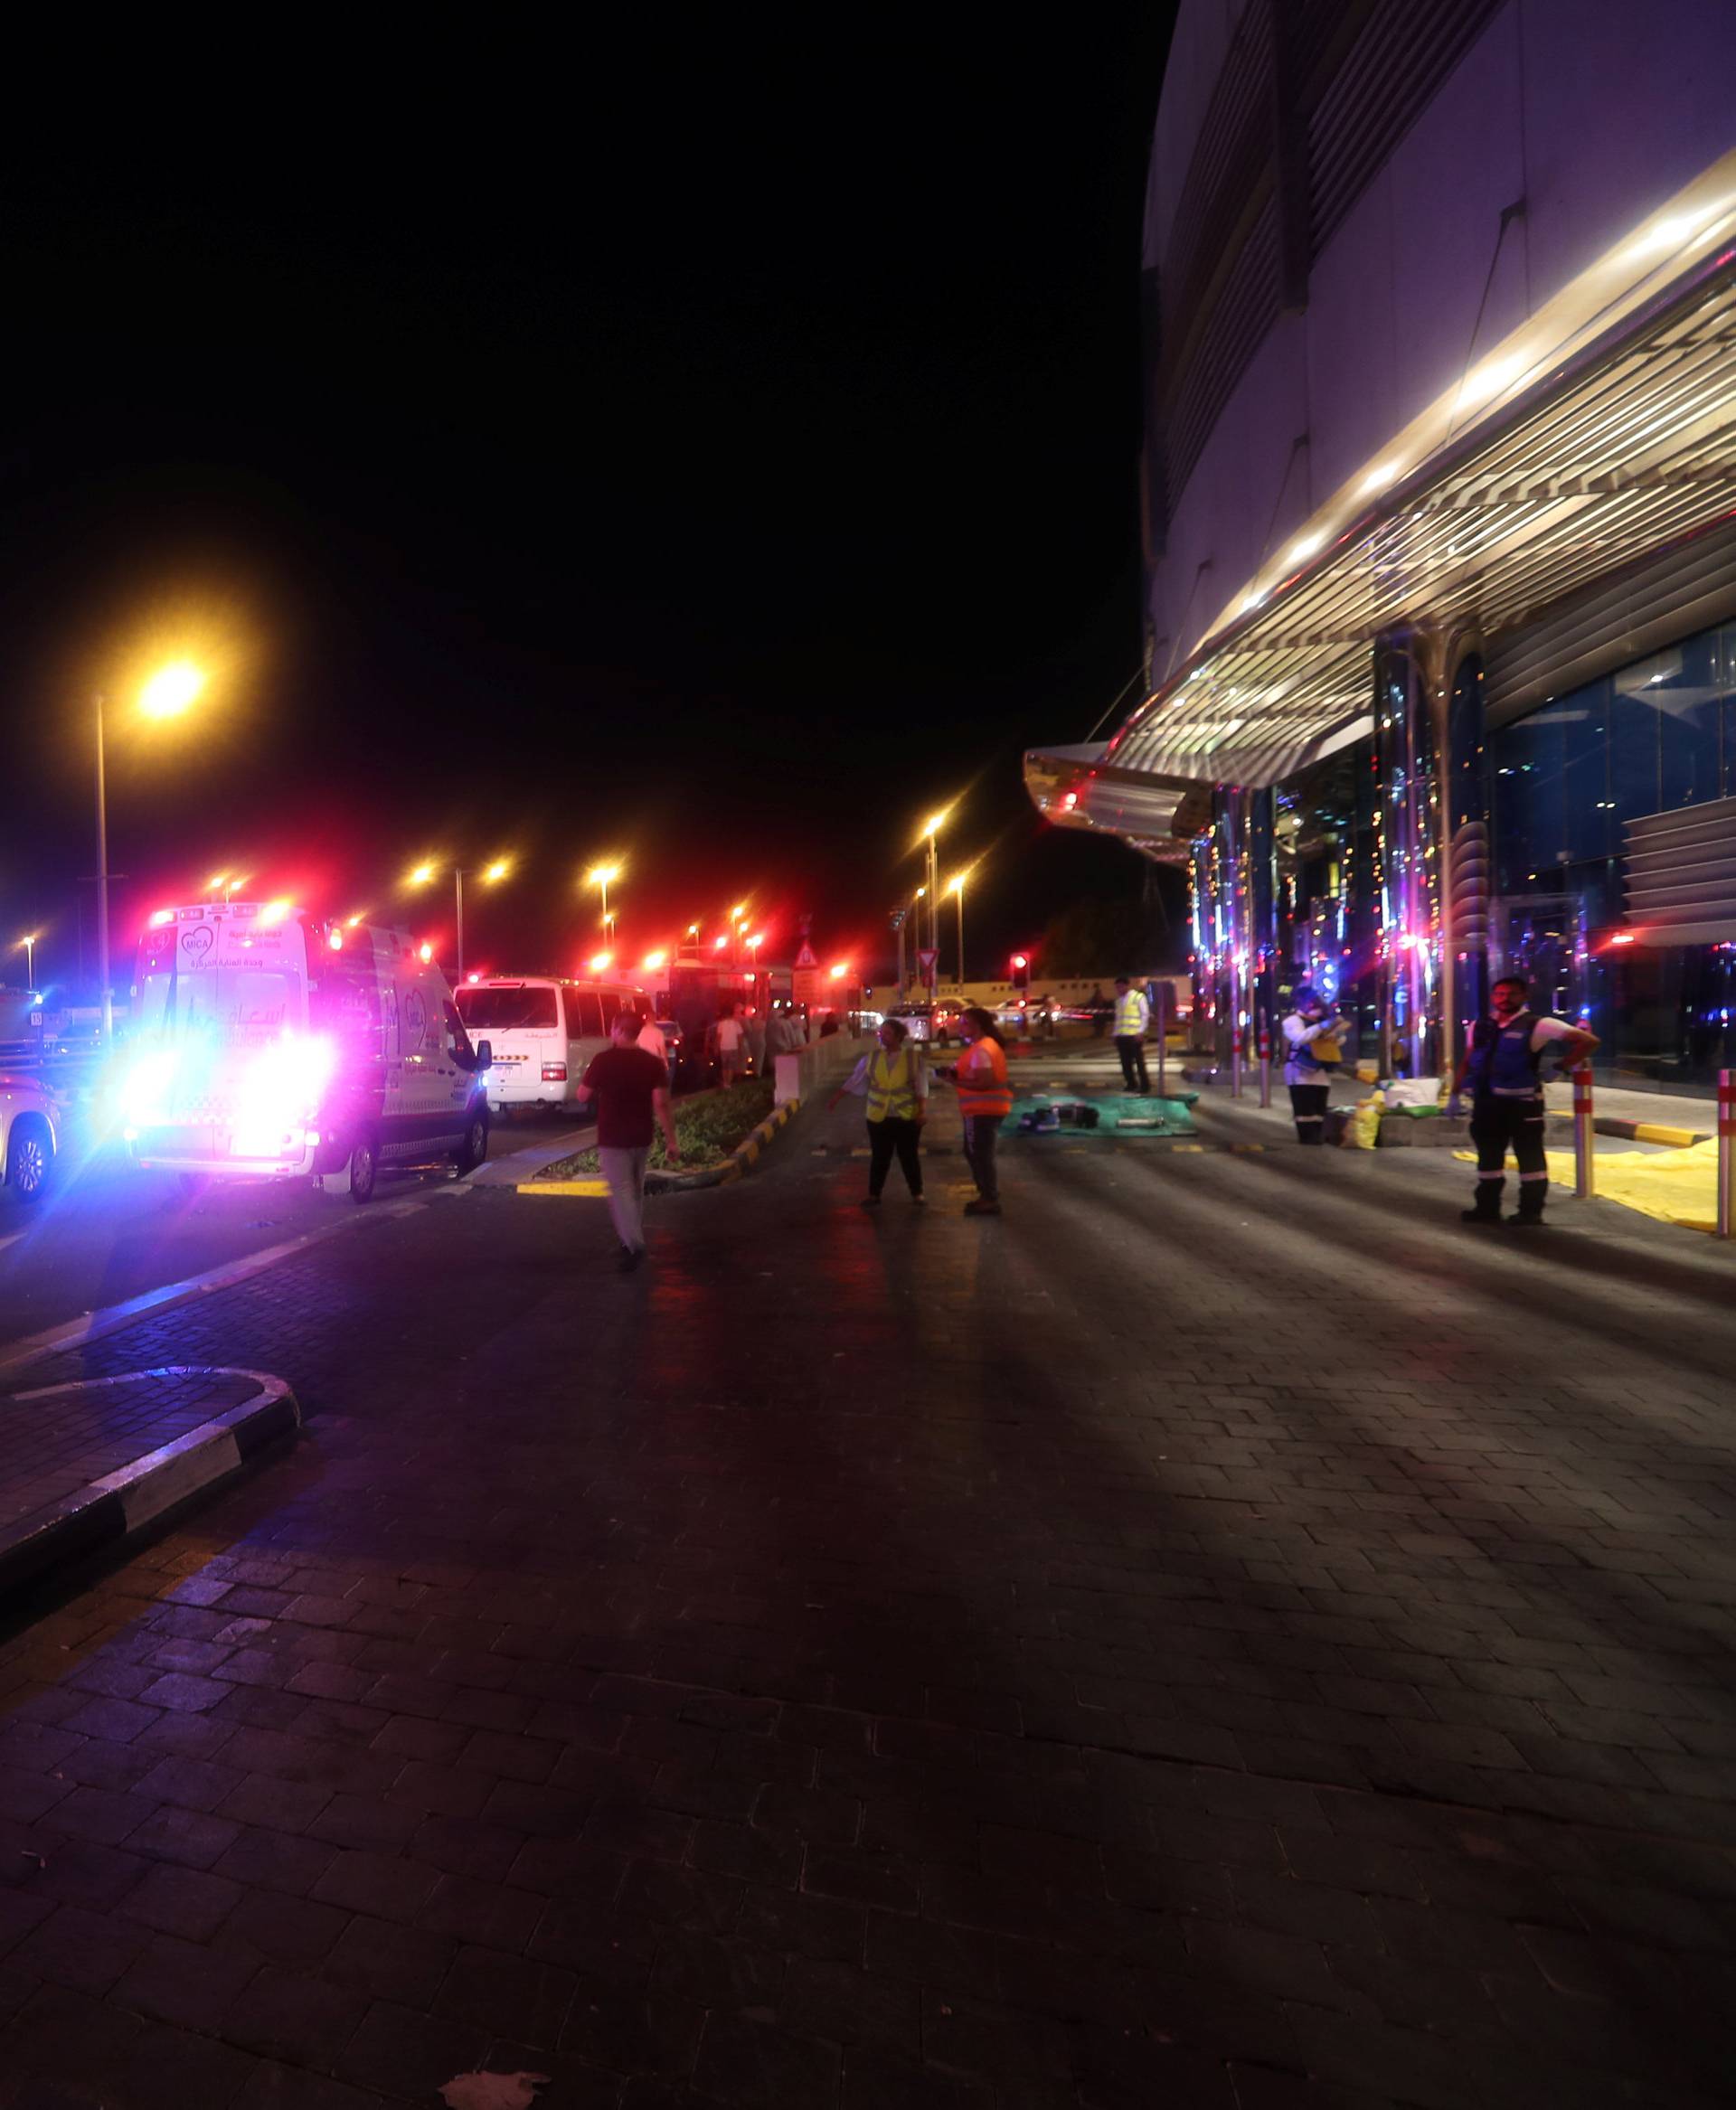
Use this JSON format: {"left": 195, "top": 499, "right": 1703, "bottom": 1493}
{"left": 124, "top": 902, "right": 492, "bottom": 1201}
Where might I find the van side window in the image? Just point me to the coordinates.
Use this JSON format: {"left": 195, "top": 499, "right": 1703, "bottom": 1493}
{"left": 598, "top": 994, "right": 620, "bottom": 1032}
{"left": 566, "top": 990, "right": 604, "bottom": 1038}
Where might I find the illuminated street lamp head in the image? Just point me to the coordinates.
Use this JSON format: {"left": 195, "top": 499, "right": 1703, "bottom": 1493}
{"left": 687, "top": 922, "right": 700, "bottom": 937}
{"left": 139, "top": 660, "right": 204, "bottom": 721}
{"left": 643, "top": 949, "right": 667, "bottom": 971}
{"left": 829, "top": 963, "right": 848, "bottom": 980}
{"left": 408, "top": 862, "right": 437, "bottom": 887}
{"left": 482, "top": 858, "right": 511, "bottom": 884}
{"left": 922, "top": 810, "right": 948, "bottom": 839}
{"left": 587, "top": 862, "right": 621, "bottom": 888}
{"left": 915, "top": 886, "right": 927, "bottom": 900}
{"left": 948, "top": 872, "right": 966, "bottom": 895}
{"left": 746, "top": 932, "right": 763, "bottom": 951}
{"left": 730, "top": 903, "right": 748, "bottom": 923}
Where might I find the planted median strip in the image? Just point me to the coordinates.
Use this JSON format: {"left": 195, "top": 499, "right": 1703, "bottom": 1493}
{"left": 521, "top": 1078, "right": 793, "bottom": 1194}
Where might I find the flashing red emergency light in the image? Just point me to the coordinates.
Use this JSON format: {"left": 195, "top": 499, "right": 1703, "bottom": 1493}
{"left": 147, "top": 908, "right": 174, "bottom": 928}
{"left": 327, "top": 928, "right": 344, "bottom": 951}
{"left": 418, "top": 942, "right": 434, "bottom": 964}
{"left": 1609, "top": 931, "right": 1637, "bottom": 947}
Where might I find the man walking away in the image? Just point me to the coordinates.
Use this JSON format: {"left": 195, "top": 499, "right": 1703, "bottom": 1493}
{"left": 942, "top": 1006, "right": 1011, "bottom": 1215}
{"left": 1112, "top": 976, "right": 1150, "bottom": 1092}
{"left": 576, "top": 1009, "right": 681, "bottom": 1270}
{"left": 1281, "top": 984, "right": 1346, "bottom": 1144}
{"left": 828, "top": 1016, "right": 927, "bottom": 1205}
{"left": 1460, "top": 975, "right": 1599, "bottom": 1227}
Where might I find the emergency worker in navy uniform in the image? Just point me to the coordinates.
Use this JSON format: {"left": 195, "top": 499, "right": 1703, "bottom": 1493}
{"left": 1460, "top": 975, "right": 1599, "bottom": 1227}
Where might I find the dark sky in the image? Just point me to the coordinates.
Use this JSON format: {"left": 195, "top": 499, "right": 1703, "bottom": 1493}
{"left": 3, "top": 13, "right": 1175, "bottom": 994}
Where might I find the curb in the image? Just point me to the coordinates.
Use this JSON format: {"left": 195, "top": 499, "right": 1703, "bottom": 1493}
{"left": 518, "top": 1099, "right": 801, "bottom": 1198}
{"left": 0, "top": 1368, "right": 300, "bottom": 1605}
{"left": 1548, "top": 1110, "right": 1709, "bottom": 1148}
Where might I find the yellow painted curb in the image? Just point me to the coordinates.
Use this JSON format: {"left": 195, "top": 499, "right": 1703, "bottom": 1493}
{"left": 1634, "top": 1122, "right": 1698, "bottom": 1147}
{"left": 519, "top": 1179, "right": 609, "bottom": 1197}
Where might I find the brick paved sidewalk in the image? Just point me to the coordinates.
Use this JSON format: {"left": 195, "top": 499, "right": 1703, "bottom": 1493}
{"left": 0, "top": 1372, "right": 266, "bottom": 1537}
{"left": 0, "top": 1072, "right": 1732, "bottom": 2107}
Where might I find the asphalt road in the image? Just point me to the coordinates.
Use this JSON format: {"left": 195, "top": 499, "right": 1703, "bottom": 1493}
{"left": 0, "top": 1115, "right": 589, "bottom": 1354}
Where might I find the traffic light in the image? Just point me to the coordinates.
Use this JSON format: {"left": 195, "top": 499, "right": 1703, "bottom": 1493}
{"left": 1009, "top": 952, "right": 1029, "bottom": 991}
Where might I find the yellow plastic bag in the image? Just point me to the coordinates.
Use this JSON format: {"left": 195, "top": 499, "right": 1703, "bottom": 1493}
{"left": 1344, "top": 1095, "right": 1382, "bottom": 1150}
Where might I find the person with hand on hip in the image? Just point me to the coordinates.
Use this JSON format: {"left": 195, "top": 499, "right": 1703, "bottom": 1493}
{"left": 1460, "top": 975, "right": 1598, "bottom": 1227}
{"left": 829, "top": 1015, "right": 928, "bottom": 1206}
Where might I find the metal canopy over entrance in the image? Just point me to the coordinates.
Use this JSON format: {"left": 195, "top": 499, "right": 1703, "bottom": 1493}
{"left": 1029, "top": 156, "right": 1736, "bottom": 827}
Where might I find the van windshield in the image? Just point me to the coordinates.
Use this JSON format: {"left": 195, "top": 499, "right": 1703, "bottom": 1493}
{"left": 456, "top": 985, "right": 558, "bottom": 1031}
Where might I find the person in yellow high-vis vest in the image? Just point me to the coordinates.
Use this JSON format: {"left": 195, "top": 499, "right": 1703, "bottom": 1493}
{"left": 828, "top": 1016, "right": 928, "bottom": 1205}
{"left": 939, "top": 1006, "right": 1012, "bottom": 1215}
{"left": 1112, "top": 976, "right": 1150, "bottom": 1092}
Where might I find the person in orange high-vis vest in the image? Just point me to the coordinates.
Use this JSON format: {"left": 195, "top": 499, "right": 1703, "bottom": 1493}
{"left": 943, "top": 1006, "right": 1012, "bottom": 1215}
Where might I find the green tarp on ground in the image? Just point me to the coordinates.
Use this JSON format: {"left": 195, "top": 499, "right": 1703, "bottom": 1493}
{"left": 1005, "top": 1092, "right": 1198, "bottom": 1138}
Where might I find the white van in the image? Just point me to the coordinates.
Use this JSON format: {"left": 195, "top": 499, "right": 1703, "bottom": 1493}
{"left": 125, "top": 902, "right": 493, "bottom": 1201}
{"left": 454, "top": 976, "right": 646, "bottom": 1114}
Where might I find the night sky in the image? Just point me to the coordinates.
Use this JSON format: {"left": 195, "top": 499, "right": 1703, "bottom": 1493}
{"left": 4, "top": 13, "right": 1175, "bottom": 995}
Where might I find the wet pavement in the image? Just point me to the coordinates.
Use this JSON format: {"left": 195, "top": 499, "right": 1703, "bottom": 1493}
{"left": 0, "top": 1057, "right": 1732, "bottom": 2106}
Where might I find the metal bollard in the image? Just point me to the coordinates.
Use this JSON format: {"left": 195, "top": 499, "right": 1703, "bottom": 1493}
{"left": 1257, "top": 1013, "right": 1271, "bottom": 1108}
{"left": 1718, "top": 1068, "right": 1734, "bottom": 1240}
{"left": 1230, "top": 1017, "right": 1243, "bottom": 1098}
{"left": 1572, "top": 1062, "right": 1595, "bottom": 1200}
{"left": 1154, "top": 982, "right": 1168, "bottom": 1100}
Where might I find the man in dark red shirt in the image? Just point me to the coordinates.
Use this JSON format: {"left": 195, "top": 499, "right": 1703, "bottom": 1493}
{"left": 575, "top": 1010, "right": 681, "bottom": 1270}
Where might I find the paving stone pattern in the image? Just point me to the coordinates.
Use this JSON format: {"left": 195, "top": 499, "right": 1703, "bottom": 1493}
{"left": 0, "top": 1371, "right": 264, "bottom": 1530}
{"left": 0, "top": 1071, "right": 1733, "bottom": 2106}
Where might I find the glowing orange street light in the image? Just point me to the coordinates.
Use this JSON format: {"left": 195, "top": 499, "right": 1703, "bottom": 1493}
{"left": 589, "top": 949, "right": 614, "bottom": 974}
{"left": 712, "top": 935, "right": 729, "bottom": 952}
{"left": 829, "top": 962, "right": 849, "bottom": 980}
{"left": 643, "top": 949, "right": 667, "bottom": 972}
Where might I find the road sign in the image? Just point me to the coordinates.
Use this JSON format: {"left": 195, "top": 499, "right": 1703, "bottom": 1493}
{"left": 918, "top": 947, "right": 939, "bottom": 978}
{"left": 793, "top": 940, "right": 818, "bottom": 968}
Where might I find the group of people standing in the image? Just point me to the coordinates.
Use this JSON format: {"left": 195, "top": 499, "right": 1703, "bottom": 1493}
{"left": 828, "top": 1008, "right": 1011, "bottom": 1215}
{"left": 1280, "top": 976, "right": 1599, "bottom": 1226}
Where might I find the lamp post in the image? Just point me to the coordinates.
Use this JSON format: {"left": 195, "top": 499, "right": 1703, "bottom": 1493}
{"left": 948, "top": 872, "right": 966, "bottom": 989}
{"left": 920, "top": 810, "right": 948, "bottom": 970}
{"left": 96, "top": 660, "right": 205, "bottom": 1040}
{"left": 16, "top": 934, "right": 37, "bottom": 994}
{"left": 410, "top": 857, "right": 512, "bottom": 981}
{"left": 588, "top": 862, "right": 622, "bottom": 949}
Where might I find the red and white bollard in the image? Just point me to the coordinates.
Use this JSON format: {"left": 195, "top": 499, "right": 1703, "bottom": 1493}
{"left": 1718, "top": 1068, "right": 1734, "bottom": 1241}
{"left": 1572, "top": 1062, "right": 1595, "bottom": 1201}
{"left": 1257, "top": 1013, "right": 1272, "bottom": 1108}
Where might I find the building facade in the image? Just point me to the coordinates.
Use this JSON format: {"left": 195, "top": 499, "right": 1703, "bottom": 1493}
{"left": 1027, "top": 0, "right": 1736, "bottom": 1093}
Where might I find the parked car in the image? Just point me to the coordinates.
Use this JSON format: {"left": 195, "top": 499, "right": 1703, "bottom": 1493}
{"left": 0, "top": 1072, "right": 58, "bottom": 1203}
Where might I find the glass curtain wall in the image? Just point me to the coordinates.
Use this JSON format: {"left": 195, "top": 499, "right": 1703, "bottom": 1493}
{"left": 1486, "top": 617, "right": 1736, "bottom": 1091}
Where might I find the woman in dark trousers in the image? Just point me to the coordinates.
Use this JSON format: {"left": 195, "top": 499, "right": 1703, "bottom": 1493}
{"left": 1280, "top": 984, "right": 1345, "bottom": 1143}
{"left": 827, "top": 1016, "right": 928, "bottom": 1204}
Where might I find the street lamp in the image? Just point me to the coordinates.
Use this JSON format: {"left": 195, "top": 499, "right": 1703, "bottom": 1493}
{"left": 948, "top": 871, "right": 967, "bottom": 988}
{"left": 95, "top": 660, "right": 208, "bottom": 1040}
{"left": 920, "top": 808, "right": 950, "bottom": 970}
{"left": 15, "top": 934, "right": 38, "bottom": 994}
{"left": 409, "top": 857, "right": 513, "bottom": 980}
{"left": 588, "top": 862, "right": 622, "bottom": 944}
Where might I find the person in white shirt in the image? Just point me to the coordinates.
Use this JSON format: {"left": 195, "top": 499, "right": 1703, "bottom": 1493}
{"left": 713, "top": 1003, "right": 748, "bottom": 1086}
{"left": 1280, "top": 984, "right": 1349, "bottom": 1144}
